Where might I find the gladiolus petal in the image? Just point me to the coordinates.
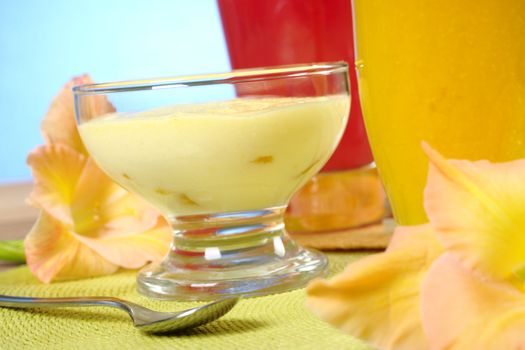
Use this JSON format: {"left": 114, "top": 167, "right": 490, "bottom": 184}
{"left": 70, "top": 157, "right": 158, "bottom": 237}
{"left": 27, "top": 144, "right": 87, "bottom": 225}
{"left": 73, "top": 219, "right": 171, "bottom": 269}
{"left": 41, "top": 74, "right": 114, "bottom": 154}
{"left": 25, "top": 212, "right": 118, "bottom": 283}
{"left": 306, "top": 224, "right": 441, "bottom": 350}
{"left": 423, "top": 143, "right": 525, "bottom": 280}
{"left": 422, "top": 254, "right": 525, "bottom": 350}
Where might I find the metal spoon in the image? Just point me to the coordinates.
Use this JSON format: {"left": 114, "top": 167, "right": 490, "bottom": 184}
{"left": 0, "top": 294, "right": 239, "bottom": 334}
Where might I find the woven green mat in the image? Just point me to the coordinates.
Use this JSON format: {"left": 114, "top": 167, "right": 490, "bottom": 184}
{"left": 0, "top": 252, "right": 373, "bottom": 350}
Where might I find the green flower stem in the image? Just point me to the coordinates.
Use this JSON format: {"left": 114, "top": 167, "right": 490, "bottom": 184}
{"left": 0, "top": 240, "right": 26, "bottom": 263}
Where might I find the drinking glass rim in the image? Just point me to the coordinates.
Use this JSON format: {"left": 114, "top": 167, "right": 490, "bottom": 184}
{"left": 72, "top": 62, "right": 348, "bottom": 95}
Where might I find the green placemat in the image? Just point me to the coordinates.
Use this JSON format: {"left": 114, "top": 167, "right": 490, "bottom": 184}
{"left": 0, "top": 252, "right": 373, "bottom": 350}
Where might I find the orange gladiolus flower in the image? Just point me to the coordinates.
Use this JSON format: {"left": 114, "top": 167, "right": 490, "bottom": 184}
{"left": 25, "top": 76, "right": 171, "bottom": 283}
{"left": 307, "top": 144, "right": 525, "bottom": 349}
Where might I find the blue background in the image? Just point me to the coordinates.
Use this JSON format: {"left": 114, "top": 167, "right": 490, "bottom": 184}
{"left": 0, "top": 0, "right": 230, "bottom": 183}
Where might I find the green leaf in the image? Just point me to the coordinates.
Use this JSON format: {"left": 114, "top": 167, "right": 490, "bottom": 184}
{"left": 0, "top": 240, "right": 26, "bottom": 263}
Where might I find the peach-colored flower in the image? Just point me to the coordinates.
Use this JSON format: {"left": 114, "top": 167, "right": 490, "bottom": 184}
{"left": 306, "top": 144, "right": 525, "bottom": 350}
{"left": 25, "top": 76, "right": 171, "bottom": 283}
{"left": 26, "top": 143, "right": 171, "bottom": 283}
{"left": 420, "top": 144, "right": 525, "bottom": 349}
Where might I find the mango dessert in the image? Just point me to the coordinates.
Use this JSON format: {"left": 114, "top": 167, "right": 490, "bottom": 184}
{"left": 79, "top": 95, "right": 349, "bottom": 219}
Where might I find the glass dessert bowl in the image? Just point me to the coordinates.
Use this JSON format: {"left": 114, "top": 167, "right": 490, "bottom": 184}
{"left": 73, "top": 63, "right": 350, "bottom": 300}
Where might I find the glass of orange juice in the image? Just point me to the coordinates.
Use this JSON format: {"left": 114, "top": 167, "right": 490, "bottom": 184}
{"left": 353, "top": 0, "right": 525, "bottom": 225}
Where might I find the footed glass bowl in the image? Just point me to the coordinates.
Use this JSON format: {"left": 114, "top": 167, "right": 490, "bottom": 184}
{"left": 74, "top": 63, "right": 350, "bottom": 300}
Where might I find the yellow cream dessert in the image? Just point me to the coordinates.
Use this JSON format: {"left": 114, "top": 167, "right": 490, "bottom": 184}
{"left": 79, "top": 95, "right": 349, "bottom": 217}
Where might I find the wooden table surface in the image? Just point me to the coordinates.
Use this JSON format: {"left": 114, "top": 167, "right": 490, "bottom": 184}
{"left": 0, "top": 182, "right": 38, "bottom": 272}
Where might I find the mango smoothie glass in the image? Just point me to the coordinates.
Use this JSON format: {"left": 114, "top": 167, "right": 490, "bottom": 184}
{"left": 74, "top": 63, "right": 350, "bottom": 300}
{"left": 353, "top": 0, "right": 525, "bottom": 225}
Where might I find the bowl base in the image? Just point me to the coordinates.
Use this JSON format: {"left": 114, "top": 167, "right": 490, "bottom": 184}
{"left": 137, "top": 208, "right": 328, "bottom": 300}
{"left": 137, "top": 247, "right": 327, "bottom": 300}
{"left": 137, "top": 206, "right": 328, "bottom": 300}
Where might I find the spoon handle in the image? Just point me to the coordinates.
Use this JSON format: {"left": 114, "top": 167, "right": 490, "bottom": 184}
{"left": 0, "top": 294, "right": 127, "bottom": 310}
